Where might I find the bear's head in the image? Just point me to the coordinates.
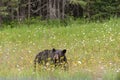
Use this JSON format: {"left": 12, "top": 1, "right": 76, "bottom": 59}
{"left": 52, "top": 48, "right": 67, "bottom": 62}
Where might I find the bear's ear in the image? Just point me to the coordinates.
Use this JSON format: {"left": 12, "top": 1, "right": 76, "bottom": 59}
{"left": 62, "top": 49, "right": 66, "bottom": 54}
{"left": 52, "top": 48, "right": 56, "bottom": 52}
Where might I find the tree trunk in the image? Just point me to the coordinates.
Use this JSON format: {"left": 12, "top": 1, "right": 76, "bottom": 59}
{"left": 19, "top": 0, "right": 26, "bottom": 21}
{"left": 28, "top": 0, "right": 31, "bottom": 20}
{"left": 57, "top": 0, "right": 60, "bottom": 18}
{"left": 27, "top": 0, "right": 31, "bottom": 26}
{"left": 39, "top": 0, "right": 41, "bottom": 17}
{"left": 0, "top": 1, "right": 3, "bottom": 25}
{"left": 62, "top": 0, "right": 65, "bottom": 19}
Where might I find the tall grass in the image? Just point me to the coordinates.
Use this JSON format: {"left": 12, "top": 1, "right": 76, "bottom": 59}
{"left": 0, "top": 18, "right": 120, "bottom": 80}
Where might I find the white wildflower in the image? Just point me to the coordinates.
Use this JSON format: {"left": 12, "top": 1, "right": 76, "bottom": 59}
{"left": 78, "top": 61, "right": 82, "bottom": 64}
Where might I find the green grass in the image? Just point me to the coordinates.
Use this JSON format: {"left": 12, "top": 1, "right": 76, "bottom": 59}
{"left": 0, "top": 18, "right": 120, "bottom": 80}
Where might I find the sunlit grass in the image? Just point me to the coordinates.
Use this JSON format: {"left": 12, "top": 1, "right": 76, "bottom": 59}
{"left": 0, "top": 18, "right": 120, "bottom": 80}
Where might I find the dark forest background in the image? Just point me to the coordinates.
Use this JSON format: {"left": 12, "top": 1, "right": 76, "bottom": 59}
{"left": 0, "top": 0, "right": 120, "bottom": 26}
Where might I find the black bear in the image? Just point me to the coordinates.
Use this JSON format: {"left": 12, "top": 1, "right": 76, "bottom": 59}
{"left": 34, "top": 48, "right": 67, "bottom": 71}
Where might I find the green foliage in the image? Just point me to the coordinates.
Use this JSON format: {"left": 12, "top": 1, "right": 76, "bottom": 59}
{"left": 0, "top": 6, "right": 8, "bottom": 16}
{"left": 70, "top": 0, "right": 87, "bottom": 8}
{"left": 1, "top": 0, "right": 120, "bottom": 24}
{"left": 70, "top": 0, "right": 120, "bottom": 20}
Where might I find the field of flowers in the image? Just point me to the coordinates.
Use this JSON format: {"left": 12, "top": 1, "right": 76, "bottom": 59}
{"left": 0, "top": 18, "right": 120, "bottom": 80}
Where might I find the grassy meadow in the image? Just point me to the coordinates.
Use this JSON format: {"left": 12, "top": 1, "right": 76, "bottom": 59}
{"left": 0, "top": 18, "right": 120, "bottom": 80}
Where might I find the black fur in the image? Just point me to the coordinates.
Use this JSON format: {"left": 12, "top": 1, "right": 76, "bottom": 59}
{"left": 34, "top": 48, "right": 67, "bottom": 71}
